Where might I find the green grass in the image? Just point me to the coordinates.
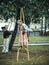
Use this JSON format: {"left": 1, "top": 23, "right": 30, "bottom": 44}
{"left": 0, "top": 35, "right": 49, "bottom": 45}
{"left": 14, "top": 36, "right": 49, "bottom": 43}
{"left": 29, "top": 36, "right": 49, "bottom": 43}
{"left": 29, "top": 45, "right": 49, "bottom": 51}
{"left": 0, "top": 34, "right": 49, "bottom": 65}
{"left": 0, "top": 46, "right": 49, "bottom": 65}
{"left": 0, "top": 35, "right": 49, "bottom": 65}
{"left": 0, "top": 35, "right": 3, "bottom": 44}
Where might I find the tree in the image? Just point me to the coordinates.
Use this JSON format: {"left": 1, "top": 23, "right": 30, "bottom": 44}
{"left": 9, "top": 8, "right": 20, "bottom": 50}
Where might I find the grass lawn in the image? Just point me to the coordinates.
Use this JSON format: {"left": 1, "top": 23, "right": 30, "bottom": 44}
{"left": 0, "top": 35, "right": 49, "bottom": 65}
{"left": 0, "top": 35, "right": 49, "bottom": 44}
{"left": 0, "top": 46, "right": 49, "bottom": 65}
{"left": 29, "top": 36, "right": 49, "bottom": 43}
{"left": 14, "top": 36, "right": 49, "bottom": 43}
{"left": 0, "top": 35, "right": 3, "bottom": 44}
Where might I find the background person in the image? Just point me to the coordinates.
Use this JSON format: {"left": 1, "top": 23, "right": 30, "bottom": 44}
{"left": 1, "top": 27, "right": 11, "bottom": 53}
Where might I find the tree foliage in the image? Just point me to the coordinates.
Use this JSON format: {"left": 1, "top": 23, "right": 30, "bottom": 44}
{"left": 0, "top": 0, "right": 49, "bottom": 23}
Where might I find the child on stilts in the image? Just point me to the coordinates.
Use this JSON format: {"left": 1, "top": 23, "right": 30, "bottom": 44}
{"left": 17, "top": 20, "right": 30, "bottom": 61}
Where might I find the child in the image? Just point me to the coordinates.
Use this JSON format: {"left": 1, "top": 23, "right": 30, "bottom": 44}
{"left": 17, "top": 20, "right": 30, "bottom": 61}
{"left": 1, "top": 27, "right": 11, "bottom": 53}
{"left": 17, "top": 20, "right": 28, "bottom": 47}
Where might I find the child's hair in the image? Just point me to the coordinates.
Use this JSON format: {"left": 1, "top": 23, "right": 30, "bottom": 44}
{"left": 1, "top": 27, "right": 6, "bottom": 29}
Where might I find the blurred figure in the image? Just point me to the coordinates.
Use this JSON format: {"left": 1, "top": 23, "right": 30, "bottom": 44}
{"left": 1, "top": 27, "right": 11, "bottom": 53}
{"left": 18, "top": 25, "right": 28, "bottom": 47}
{"left": 17, "top": 20, "right": 28, "bottom": 47}
{"left": 17, "top": 20, "right": 30, "bottom": 61}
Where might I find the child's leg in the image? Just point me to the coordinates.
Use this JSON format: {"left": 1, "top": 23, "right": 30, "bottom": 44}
{"left": 17, "top": 46, "right": 22, "bottom": 61}
{"left": 23, "top": 33, "right": 30, "bottom": 60}
{"left": 23, "top": 33, "right": 28, "bottom": 46}
{"left": 24, "top": 45, "right": 30, "bottom": 61}
{"left": 2, "top": 39, "right": 6, "bottom": 53}
{"left": 17, "top": 31, "right": 23, "bottom": 61}
{"left": 5, "top": 38, "right": 9, "bottom": 53}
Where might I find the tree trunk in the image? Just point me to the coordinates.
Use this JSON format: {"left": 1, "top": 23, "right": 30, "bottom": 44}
{"left": 9, "top": 8, "right": 20, "bottom": 51}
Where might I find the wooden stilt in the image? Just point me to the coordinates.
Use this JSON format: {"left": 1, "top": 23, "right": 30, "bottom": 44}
{"left": 25, "top": 47, "right": 30, "bottom": 61}
{"left": 17, "top": 47, "right": 21, "bottom": 61}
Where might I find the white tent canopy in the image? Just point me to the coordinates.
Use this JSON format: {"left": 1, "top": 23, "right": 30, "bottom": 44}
{"left": 0, "top": 22, "right": 15, "bottom": 31}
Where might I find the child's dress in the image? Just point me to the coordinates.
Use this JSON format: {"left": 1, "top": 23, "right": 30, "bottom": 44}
{"left": 18, "top": 25, "right": 28, "bottom": 47}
